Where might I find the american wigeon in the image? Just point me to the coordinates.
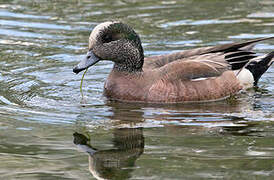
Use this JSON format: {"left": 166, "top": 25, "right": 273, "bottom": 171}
{"left": 73, "top": 21, "right": 274, "bottom": 103}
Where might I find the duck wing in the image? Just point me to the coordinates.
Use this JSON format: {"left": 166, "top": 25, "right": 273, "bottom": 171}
{"left": 143, "top": 37, "right": 274, "bottom": 70}
{"left": 146, "top": 54, "right": 241, "bottom": 103}
{"left": 157, "top": 53, "right": 230, "bottom": 81}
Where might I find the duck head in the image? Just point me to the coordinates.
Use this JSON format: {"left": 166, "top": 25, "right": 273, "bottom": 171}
{"left": 73, "top": 21, "right": 144, "bottom": 74}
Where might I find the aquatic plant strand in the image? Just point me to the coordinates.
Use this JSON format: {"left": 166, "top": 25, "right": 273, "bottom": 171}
{"left": 80, "top": 68, "right": 88, "bottom": 101}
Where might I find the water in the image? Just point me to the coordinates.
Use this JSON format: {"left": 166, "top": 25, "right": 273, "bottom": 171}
{"left": 0, "top": 0, "right": 274, "bottom": 179}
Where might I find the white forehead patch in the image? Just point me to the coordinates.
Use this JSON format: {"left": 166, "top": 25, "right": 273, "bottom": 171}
{"left": 89, "top": 21, "right": 117, "bottom": 43}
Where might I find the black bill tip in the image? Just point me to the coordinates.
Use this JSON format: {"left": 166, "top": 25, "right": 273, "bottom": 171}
{"left": 73, "top": 66, "right": 85, "bottom": 74}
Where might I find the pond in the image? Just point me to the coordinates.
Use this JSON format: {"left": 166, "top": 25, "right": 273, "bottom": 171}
{"left": 0, "top": 0, "right": 274, "bottom": 179}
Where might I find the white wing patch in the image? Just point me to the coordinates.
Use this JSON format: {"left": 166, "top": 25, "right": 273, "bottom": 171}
{"left": 190, "top": 77, "right": 209, "bottom": 81}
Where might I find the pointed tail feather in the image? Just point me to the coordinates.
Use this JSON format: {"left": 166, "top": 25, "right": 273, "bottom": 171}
{"left": 268, "top": 52, "right": 274, "bottom": 66}
{"left": 208, "top": 37, "right": 274, "bottom": 53}
{"left": 246, "top": 51, "right": 274, "bottom": 85}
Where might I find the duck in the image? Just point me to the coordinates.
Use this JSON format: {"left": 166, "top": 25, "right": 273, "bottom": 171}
{"left": 73, "top": 21, "right": 274, "bottom": 103}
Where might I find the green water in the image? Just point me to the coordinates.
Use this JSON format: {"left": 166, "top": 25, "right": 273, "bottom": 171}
{"left": 0, "top": 0, "right": 274, "bottom": 179}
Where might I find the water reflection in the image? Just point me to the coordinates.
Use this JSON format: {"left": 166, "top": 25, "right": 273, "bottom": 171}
{"left": 73, "top": 128, "right": 144, "bottom": 180}
{"left": 104, "top": 97, "right": 255, "bottom": 128}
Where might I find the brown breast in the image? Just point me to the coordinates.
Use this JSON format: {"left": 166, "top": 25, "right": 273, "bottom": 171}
{"left": 103, "top": 70, "right": 152, "bottom": 102}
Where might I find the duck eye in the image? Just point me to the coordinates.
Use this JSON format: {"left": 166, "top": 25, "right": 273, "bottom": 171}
{"left": 103, "top": 34, "right": 112, "bottom": 43}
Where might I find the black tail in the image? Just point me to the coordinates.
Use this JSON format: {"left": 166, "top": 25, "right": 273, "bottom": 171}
{"left": 246, "top": 51, "right": 274, "bottom": 85}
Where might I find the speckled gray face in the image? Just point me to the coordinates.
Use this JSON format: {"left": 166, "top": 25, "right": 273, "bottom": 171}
{"left": 73, "top": 21, "right": 144, "bottom": 74}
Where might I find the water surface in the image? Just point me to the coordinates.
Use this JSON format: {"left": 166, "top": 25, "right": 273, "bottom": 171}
{"left": 0, "top": 0, "right": 274, "bottom": 179}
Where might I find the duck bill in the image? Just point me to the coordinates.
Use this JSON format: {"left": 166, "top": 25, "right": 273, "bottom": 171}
{"left": 73, "top": 51, "right": 99, "bottom": 74}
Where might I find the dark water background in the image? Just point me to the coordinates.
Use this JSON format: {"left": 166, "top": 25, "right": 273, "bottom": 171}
{"left": 0, "top": 0, "right": 274, "bottom": 179}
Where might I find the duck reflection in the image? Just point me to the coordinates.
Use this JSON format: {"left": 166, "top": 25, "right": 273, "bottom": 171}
{"left": 73, "top": 128, "right": 144, "bottom": 180}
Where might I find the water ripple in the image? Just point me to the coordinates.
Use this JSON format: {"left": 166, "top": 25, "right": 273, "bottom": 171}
{"left": 0, "top": 19, "right": 72, "bottom": 30}
{"left": 159, "top": 19, "right": 261, "bottom": 28}
{"left": 0, "top": 10, "right": 51, "bottom": 19}
{"left": 0, "top": 28, "right": 57, "bottom": 39}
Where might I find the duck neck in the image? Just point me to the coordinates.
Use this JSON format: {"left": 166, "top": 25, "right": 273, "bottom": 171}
{"left": 113, "top": 49, "right": 144, "bottom": 73}
{"left": 113, "top": 62, "right": 143, "bottom": 73}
